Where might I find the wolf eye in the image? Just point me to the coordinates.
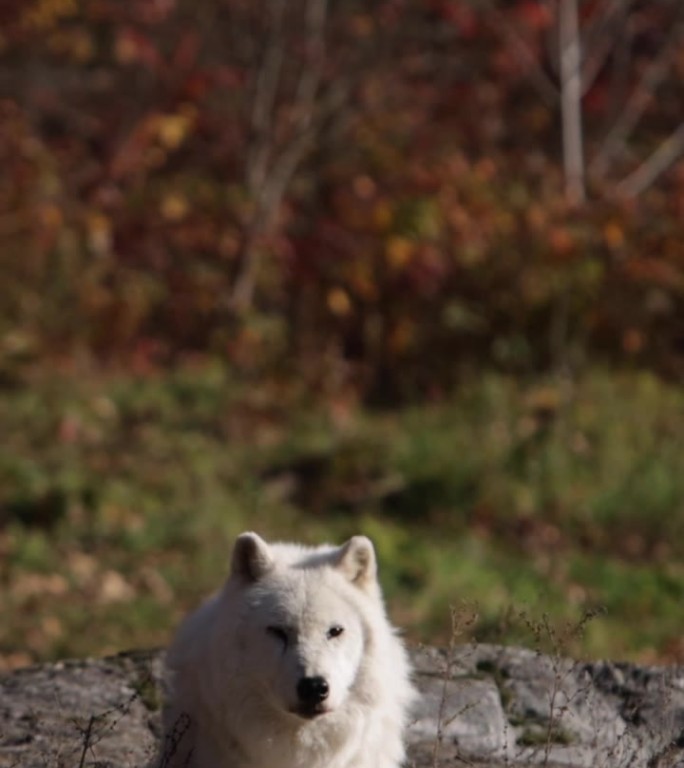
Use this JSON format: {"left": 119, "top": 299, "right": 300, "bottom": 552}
{"left": 267, "top": 626, "right": 288, "bottom": 646}
{"left": 327, "top": 625, "right": 344, "bottom": 639}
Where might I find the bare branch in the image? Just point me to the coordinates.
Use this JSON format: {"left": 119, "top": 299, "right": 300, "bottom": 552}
{"left": 559, "top": 0, "right": 585, "bottom": 204}
{"left": 246, "top": 0, "right": 287, "bottom": 194}
{"left": 580, "top": 0, "right": 635, "bottom": 94}
{"left": 615, "top": 123, "right": 684, "bottom": 198}
{"left": 603, "top": 12, "right": 632, "bottom": 134}
{"left": 484, "top": 1, "right": 559, "bottom": 108}
{"left": 231, "top": 0, "right": 330, "bottom": 314}
{"left": 591, "top": 11, "right": 684, "bottom": 180}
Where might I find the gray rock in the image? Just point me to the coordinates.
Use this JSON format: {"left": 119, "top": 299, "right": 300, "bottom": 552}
{"left": 0, "top": 645, "right": 682, "bottom": 768}
{"left": 0, "top": 651, "right": 163, "bottom": 768}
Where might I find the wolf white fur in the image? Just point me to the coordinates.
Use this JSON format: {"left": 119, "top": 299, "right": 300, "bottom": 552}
{"left": 159, "top": 532, "right": 415, "bottom": 768}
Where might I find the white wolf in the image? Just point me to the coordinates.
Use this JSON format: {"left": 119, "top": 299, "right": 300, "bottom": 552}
{"left": 159, "top": 532, "right": 415, "bottom": 768}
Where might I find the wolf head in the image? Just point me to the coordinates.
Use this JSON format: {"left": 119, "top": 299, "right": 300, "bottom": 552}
{"left": 225, "top": 532, "right": 380, "bottom": 720}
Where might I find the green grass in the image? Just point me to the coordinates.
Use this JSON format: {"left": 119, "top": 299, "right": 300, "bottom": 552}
{"left": 1, "top": 364, "right": 683, "bottom": 668}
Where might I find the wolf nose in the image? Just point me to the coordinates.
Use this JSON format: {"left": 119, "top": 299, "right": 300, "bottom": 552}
{"left": 297, "top": 676, "right": 329, "bottom": 705}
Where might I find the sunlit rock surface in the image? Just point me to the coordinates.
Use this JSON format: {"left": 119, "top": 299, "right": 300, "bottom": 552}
{"left": 1, "top": 645, "right": 682, "bottom": 767}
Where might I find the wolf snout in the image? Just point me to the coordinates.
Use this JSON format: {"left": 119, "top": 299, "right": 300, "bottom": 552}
{"left": 296, "top": 676, "right": 330, "bottom": 715}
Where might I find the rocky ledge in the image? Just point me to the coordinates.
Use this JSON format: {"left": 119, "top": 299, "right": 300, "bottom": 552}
{"left": 0, "top": 644, "right": 682, "bottom": 767}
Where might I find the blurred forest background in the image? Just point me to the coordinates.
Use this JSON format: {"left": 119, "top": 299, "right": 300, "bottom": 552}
{"left": 1, "top": 0, "right": 684, "bottom": 669}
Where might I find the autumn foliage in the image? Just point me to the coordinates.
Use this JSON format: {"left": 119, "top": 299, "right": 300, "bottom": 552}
{"left": 1, "top": 0, "right": 684, "bottom": 399}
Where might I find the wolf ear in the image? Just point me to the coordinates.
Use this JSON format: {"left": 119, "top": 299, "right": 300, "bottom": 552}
{"left": 230, "top": 532, "right": 274, "bottom": 582}
{"left": 334, "top": 536, "right": 377, "bottom": 590}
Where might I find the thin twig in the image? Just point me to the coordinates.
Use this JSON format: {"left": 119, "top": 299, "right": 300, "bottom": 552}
{"left": 77, "top": 715, "right": 95, "bottom": 768}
